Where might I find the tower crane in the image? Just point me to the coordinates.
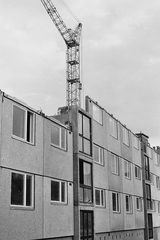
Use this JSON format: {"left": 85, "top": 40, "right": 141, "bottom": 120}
{"left": 40, "top": 0, "right": 82, "bottom": 108}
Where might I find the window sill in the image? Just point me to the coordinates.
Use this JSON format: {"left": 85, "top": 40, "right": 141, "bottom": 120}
{"left": 51, "top": 201, "right": 67, "bottom": 206}
{"left": 51, "top": 143, "right": 67, "bottom": 152}
{"left": 110, "top": 134, "right": 118, "bottom": 140}
{"left": 95, "top": 205, "right": 106, "bottom": 208}
{"left": 135, "top": 177, "right": 141, "bottom": 181}
{"left": 94, "top": 161, "right": 104, "bottom": 167}
{"left": 125, "top": 177, "right": 131, "bottom": 180}
{"left": 12, "top": 135, "right": 34, "bottom": 146}
{"left": 10, "top": 205, "right": 34, "bottom": 211}
{"left": 113, "top": 211, "right": 121, "bottom": 214}
{"left": 123, "top": 143, "right": 130, "bottom": 147}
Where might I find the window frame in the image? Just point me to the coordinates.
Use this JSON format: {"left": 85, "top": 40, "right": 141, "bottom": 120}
{"left": 150, "top": 173, "right": 154, "bottom": 185}
{"left": 51, "top": 179, "right": 67, "bottom": 204}
{"left": 95, "top": 188, "right": 105, "bottom": 207}
{"left": 79, "top": 112, "right": 92, "bottom": 156}
{"left": 158, "top": 201, "right": 160, "bottom": 214}
{"left": 111, "top": 153, "right": 119, "bottom": 175}
{"left": 92, "top": 103, "right": 103, "bottom": 125}
{"left": 10, "top": 171, "right": 34, "bottom": 209}
{"left": 135, "top": 165, "right": 141, "bottom": 180}
{"left": 79, "top": 160, "right": 93, "bottom": 204}
{"left": 93, "top": 144, "right": 104, "bottom": 166}
{"left": 122, "top": 127, "right": 130, "bottom": 146}
{"left": 112, "top": 192, "right": 120, "bottom": 213}
{"left": 145, "top": 156, "right": 150, "bottom": 181}
{"left": 156, "top": 176, "right": 160, "bottom": 190}
{"left": 12, "top": 104, "right": 35, "bottom": 144}
{"left": 136, "top": 197, "right": 142, "bottom": 211}
{"left": 51, "top": 123, "right": 67, "bottom": 150}
{"left": 109, "top": 116, "right": 118, "bottom": 139}
{"left": 124, "top": 160, "right": 131, "bottom": 180}
{"left": 134, "top": 135, "right": 139, "bottom": 150}
{"left": 125, "top": 195, "right": 133, "bottom": 214}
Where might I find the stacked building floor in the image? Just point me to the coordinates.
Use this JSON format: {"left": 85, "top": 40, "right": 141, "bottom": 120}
{"left": 0, "top": 91, "right": 160, "bottom": 240}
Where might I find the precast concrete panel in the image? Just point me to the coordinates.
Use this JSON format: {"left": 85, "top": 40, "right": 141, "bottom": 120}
{"left": 0, "top": 168, "right": 43, "bottom": 240}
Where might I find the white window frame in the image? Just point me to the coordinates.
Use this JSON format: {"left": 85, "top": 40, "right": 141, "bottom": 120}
{"left": 10, "top": 171, "right": 34, "bottom": 208}
{"left": 12, "top": 105, "right": 35, "bottom": 144}
{"left": 147, "top": 200, "right": 155, "bottom": 211}
{"left": 150, "top": 173, "right": 154, "bottom": 185}
{"left": 124, "top": 160, "right": 131, "bottom": 179}
{"left": 156, "top": 176, "right": 160, "bottom": 190}
{"left": 136, "top": 197, "right": 142, "bottom": 211}
{"left": 109, "top": 116, "right": 118, "bottom": 139}
{"left": 158, "top": 201, "right": 160, "bottom": 214}
{"left": 94, "top": 145, "right": 104, "bottom": 165}
{"left": 134, "top": 136, "right": 139, "bottom": 150}
{"left": 92, "top": 103, "right": 103, "bottom": 125}
{"left": 153, "top": 151, "right": 159, "bottom": 166}
{"left": 135, "top": 165, "right": 141, "bottom": 180}
{"left": 122, "top": 127, "right": 129, "bottom": 146}
{"left": 51, "top": 179, "right": 67, "bottom": 204}
{"left": 111, "top": 153, "right": 119, "bottom": 175}
{"left": 147, "top": 147, "right": 152, "bottom": 159}
{"left": 112, "top": 192, "right": 120, "bottom": 213}
{"left": 95, "top": 188, "right": 105, "bottom": 207}
{"left": 126, "top": 195, "right": 132, "bottom": 214}
{"left": 51, "top": 124, "right": 67, "bottom": 150}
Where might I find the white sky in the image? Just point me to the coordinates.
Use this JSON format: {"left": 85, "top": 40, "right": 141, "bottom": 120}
{"left": 1, "top": 0, "right": 160, "bottom": 146}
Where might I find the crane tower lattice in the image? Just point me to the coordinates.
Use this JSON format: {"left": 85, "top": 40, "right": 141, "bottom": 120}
{"left": 40, "top": 0, "right": 82, "bottom": 108}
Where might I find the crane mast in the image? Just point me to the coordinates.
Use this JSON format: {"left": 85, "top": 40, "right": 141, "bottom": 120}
{"left": 40, "top": 0, "right": 82, "bottom": 107}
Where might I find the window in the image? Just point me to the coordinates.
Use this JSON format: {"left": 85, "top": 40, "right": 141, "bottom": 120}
{"left": 12, "top": 105, "right": 34, "bottom": 144}
{"left": 95, "top": 189, "right": 105, "bottom": 207}
{"left": 109, "top": 116, "right": 118, "bottom": 138}
{"left": 122, "top": 127, "right": 129, "bottom": 146}
{"left": 51, "top": 180, "right": 67, "bottom": 203}
{"left": 112, "top": 192, "right": 120, "bottom": 212}
{"left": 148, "top": 213, "right": 153, "bottom": 239}
{"left": 146, "top": 184, "right": 151, "bottom": 200}
{"left": 134, "top": 136, "right": 139, "bottom": 149}
{"left": 158, "top": 201, "right": 160, "bottom": 213}
{"left": 150, "top": 173, "right": 154, "bottom": 185}
{"left": 153, "top": 151, "right": 159, "bottom": 165}
{"left": 146, "top": 184, "right": 152, "bottom": 211}
{"left": 135, "top": 166, "right": 141, "bottom": 180}
{"left": 94, "top": 145, "right": 104, "bottom": 165}
{"left": 124, "top": 160, "right": 131, "bottom": 179}
{"left": 147, "top": 147, "right": 152, "bottom": 159}
{"left": 156, "top": 176, "right": 160, "bottom": 190}
{"left": 79, "top": 112, "right": 91, "bottom": 155}
{"left": 80, "top": 211, "right": 93, "bottom": 240}
{"left": 79, "top": 161, "right": 92, "bottom": 203}
{"left": 126, "top": 195, "right": 132, "bottom": 213}
{"left": 111, "top": 153, "right": 119, "bottom": 175}
{"left": 147, "top": 200, "right": 155, "bottom": 211}
{"left": 136, "top": 197, "right": 142, "bottom": 211}
{"left": 11, "top": 172, "right": 34, "bottom": 208}
{"left": 92, "top": 103, "right": 102, "bottom": 124}
{"left": 145, "top": 156, "right": 150, "bottom": 181}
{"left": 51, "top": 124, "right": 66, "bottom": 150}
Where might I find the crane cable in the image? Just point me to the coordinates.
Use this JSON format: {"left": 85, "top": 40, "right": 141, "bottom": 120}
{"left": 56, "top": 0, "right": 80, "bottom": 23}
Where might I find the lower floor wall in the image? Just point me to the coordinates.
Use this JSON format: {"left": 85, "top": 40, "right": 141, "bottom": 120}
{"left": 95, "top": 229, "right": 144, "bottom": 240}
{"left": 153, "top": 227, "right": 160, "bottom": 240}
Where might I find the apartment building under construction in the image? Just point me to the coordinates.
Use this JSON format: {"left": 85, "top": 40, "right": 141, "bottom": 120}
{"left": 0, "top": 90, "right": 160, "bottom": 240}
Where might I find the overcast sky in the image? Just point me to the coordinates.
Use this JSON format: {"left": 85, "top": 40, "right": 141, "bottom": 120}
{"left": 1, "top": 0, "right": 160, "bottom": 146}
